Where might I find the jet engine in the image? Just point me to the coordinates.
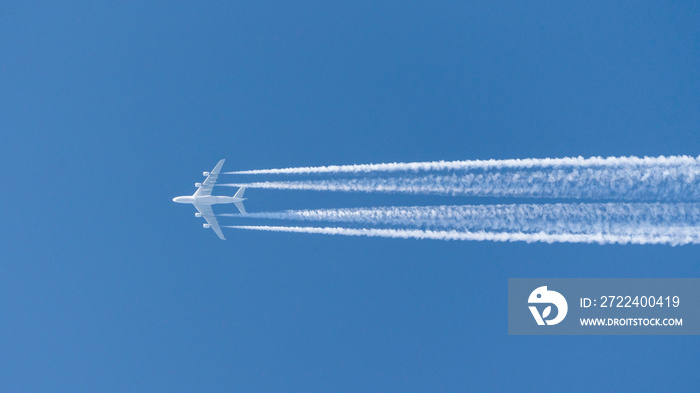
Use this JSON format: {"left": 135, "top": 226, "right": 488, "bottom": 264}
{"left": 203, "top": 223, "right": 210, "bottom": 228}
{"left": 203, "top": 172, "right": 210, "bottom": 176}
{"left": 195, "top": 182, "right": 202, "bottom": 187}
{"left": 195, "top": 213, "right": 202, "bottom": 217}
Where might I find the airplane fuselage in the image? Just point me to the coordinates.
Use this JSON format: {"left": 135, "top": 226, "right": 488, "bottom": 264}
{"left": 172, "top": 195, "right": 243, "bottom": 205}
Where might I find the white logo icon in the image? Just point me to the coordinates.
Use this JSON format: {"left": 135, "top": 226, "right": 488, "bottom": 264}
{"left": 528, "top": 286, "right": 568, "bottom": 325}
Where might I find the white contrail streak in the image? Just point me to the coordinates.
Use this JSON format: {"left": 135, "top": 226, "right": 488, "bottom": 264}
{"left": 220, "top": 165, "right": 700, "bottom": 200}
{"left": 219, "top": 203, "right": 700, "bottom": 242}
{"left": 224, "top": 225, "right": 698, "bottom": 245}
{"left": 224, "top": 155, "right": 700, "bottom": 175}
{"left": 219, "top": 202, "right": 700, "bottom": 230}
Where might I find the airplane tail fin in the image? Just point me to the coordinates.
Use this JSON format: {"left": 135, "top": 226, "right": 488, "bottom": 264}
{"left": 234, "top": 200, "right": 247, "bottom": 214}
{"left": 233, "top": 187, "right": 246, "bottom": 213}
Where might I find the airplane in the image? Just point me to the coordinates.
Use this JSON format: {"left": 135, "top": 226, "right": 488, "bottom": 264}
{"left": 173, "top": 159, "right": 246, "bottom": 240}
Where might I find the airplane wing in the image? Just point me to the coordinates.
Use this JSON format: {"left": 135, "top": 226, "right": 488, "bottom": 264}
{"left": 194, "top": 159, "right": 225, "bottom": 197}
{"left": 194, "top": 203, "right": 225, "bottom": 240}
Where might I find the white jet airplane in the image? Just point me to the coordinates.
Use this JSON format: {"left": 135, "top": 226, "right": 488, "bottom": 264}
{"left": 173, "top": 159, "right": 246, "bottom": 240}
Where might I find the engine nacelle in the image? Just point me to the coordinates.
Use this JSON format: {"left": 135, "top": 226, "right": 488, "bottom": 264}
{"left": 203, "top": 172, "right": 210, "bottom": 177}
{"left": 195, "top": 182, "right": 202, "bottom": 188}
{"left": 195, "top": 213, "right": 202, "bottom": 218}
{"left": 203, "top": 223, "right": 210, "bottom": 228}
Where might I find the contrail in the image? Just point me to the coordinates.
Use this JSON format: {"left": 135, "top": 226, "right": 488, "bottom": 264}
{"left": 224, "top": 155, "right": 700, "bottom": 175}
{"left": 224, "top": 225, "right": 697, "bottom": 245}
{"left": 219, "top": 155, "right": 700, "bottom": 244}
{"left": 219, "top": 203, "right": 700, "bottom": 242}
{"left": 220, "top": 165, "right": 700, "bottom": 200}
{"left": 219, "top": 203, "right": 700, "bottom": 230}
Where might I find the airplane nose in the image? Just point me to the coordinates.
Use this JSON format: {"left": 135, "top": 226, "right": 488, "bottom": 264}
{"left": 172, "top": 197, "right": 177, "bottom": 202}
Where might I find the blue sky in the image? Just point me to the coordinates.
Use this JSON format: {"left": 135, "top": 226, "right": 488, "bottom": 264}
{"left": 2, "top": 1, "right": 699, "bottom": 391}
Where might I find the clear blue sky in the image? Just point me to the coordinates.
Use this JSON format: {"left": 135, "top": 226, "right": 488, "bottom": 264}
{"left": 2, "top": 2, "right": 699, "bottom": 392}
